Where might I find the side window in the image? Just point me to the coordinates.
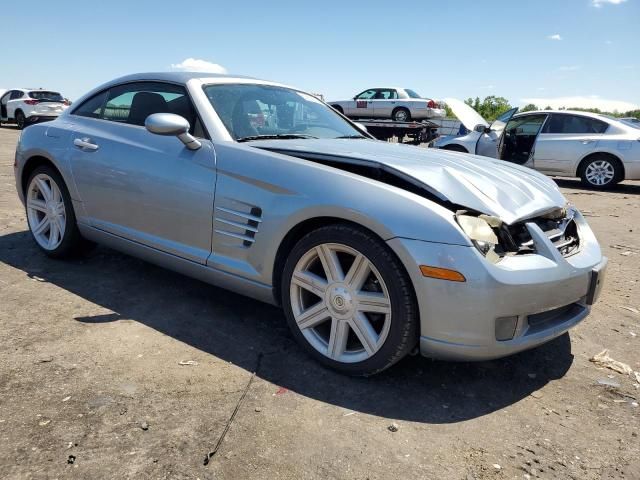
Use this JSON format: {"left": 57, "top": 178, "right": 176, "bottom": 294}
{"left": 72, "top": 91, "right": 108, "bottom": 119}
{"left": 103, "top": 82, "right": 200, "bottom": 134}
{"left": 505, "top": 115, "right": 547, "bottom": 136}
{"left": 1, "top": 92, "right": 11, "bottom": 105}
{"left": 355, "top": 90, "right": 376, "bottom": 100}
{"left": 73, "top": 82, "right": 204, "bottom": 136}
{"left": 544, "top": 114, "right": 608, "bottom": 134}
{"left": 374, "top": 89, "right": 397, "bottom": 99}
{"left": 10, "top": 91, "right": 24, "bottom": 100}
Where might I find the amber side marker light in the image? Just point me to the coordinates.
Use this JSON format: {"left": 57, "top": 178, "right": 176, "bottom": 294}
{"left": 419, "top": 265, "right": 466, "bottom": 282}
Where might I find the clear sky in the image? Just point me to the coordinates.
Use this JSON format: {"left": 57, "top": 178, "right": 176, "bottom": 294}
{"left": 2, "top": 0, "right": 638, "bottom": 111}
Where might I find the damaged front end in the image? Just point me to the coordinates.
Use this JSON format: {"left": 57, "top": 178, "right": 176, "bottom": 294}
{"left": 456, "top": 207, "right": 581, "bottom": 264}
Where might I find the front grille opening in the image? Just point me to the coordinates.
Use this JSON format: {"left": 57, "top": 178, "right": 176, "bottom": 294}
{"left": 498, "top": 213, "right": 580, "bottom": 258}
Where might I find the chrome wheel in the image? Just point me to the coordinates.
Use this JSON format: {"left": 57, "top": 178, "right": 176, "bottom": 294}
{"left": 289, "top": 243, "right": 392, "bottom": 363}
{"left": 393, "top": 109, "right": 409, "bottom": 122}
{"left": 26, "top": 173, "right": 66, "bottom": 250}
{"left": 585, "top": 160, "right": 615, "bottom": 186}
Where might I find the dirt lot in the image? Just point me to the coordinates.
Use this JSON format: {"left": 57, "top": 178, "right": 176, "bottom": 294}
{"left": 0, "top": 126, "right": 638, "bottom": 480}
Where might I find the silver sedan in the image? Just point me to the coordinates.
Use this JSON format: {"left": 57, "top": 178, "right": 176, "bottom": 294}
{"left": 15, "top": 72, "right": 606, "bottom": 375}
{"left": 329, "top": 87, "right": 445, "bottom": 122}
{"left": 433, "top": 99, "right": 640, "bottom": 189}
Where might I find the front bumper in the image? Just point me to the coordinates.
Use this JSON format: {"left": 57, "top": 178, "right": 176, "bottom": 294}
{"left": 388, "top": 211, "right": 605, "bottom": 361}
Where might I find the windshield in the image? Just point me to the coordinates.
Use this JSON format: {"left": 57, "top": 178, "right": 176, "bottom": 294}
{"left": 203, "top": 84, "right": 365, "bottom": 141}
{"left": 29, "top": 91, "right": 64, "bottom": 102}
{"left": 404, "top": 89, "right": 422, "bottom": 99}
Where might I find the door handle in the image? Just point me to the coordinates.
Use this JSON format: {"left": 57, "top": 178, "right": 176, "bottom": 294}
{"left": 74, "top": 137, "right": 99, "bottom": 151}
{"left": 581, "top": 139, "right": 595, "bottom": 145}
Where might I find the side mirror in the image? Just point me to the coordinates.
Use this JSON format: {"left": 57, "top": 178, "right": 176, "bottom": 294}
{"left": 354, "top": 122, "right": 368, "bottom": 133}
{"left": 145, "top": 113, "right": 201, "bottom": 150}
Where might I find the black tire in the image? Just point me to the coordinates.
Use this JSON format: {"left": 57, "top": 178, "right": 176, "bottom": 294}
{"left": 281, "top": 224, "right": 419, "bottom": 376}
{"left": 16, "top": 110, "right": 26, "bottom": 130}
{"left": 442, "top": 144, "right": 469, "bottom": 153}
{"left": 578, "top": 155, "right": 623, "bottom": 190}
{"left": 392, "top": 107, "right": 411, "bottom": 122}
{"left": 331, "top": 105, "right": 344, "bottom": 115}
{"left": 25, "top": 165, "right": 84, "bottom": 258}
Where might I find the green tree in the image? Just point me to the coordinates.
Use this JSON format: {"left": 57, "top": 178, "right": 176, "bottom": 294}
{"left": 520, "top": 103, "right": 539, "bottom": 112}
{"left": 464, "top": 96, "right": 513, "bottom": 122}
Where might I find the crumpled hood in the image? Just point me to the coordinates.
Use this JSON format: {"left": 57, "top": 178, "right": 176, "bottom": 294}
{"left": 249, "top": 139, "right": 567, "bottom": 225}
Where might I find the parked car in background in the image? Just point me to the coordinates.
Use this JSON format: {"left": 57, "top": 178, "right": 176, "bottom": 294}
{"left": 0, "top": 88, "right": 69, "bottom": 129}
{"left": 14, "top": 72, "right": 606, "bottom": 375}
{"left": 329, "top": 88, "right": 445, "bottom": 122}
{"left": 620, "top": 117, "right": 640, "bottom": 129}
{"left": 431, "top": 99, "right": 640, "bottom": 189}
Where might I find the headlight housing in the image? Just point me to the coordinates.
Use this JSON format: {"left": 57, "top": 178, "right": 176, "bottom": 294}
{"left": 456, "top": 214, "right": 502, "bottom": 263}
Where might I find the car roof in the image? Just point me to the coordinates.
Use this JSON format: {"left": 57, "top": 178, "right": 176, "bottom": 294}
{"left": 7, "top": 88, "right": 59, "bottom": 92}
{"left": 106, "top": 71, "right": 261, "bottom": 85}
{"left": 514, "top": 109, "right": 613, "bottom": 120}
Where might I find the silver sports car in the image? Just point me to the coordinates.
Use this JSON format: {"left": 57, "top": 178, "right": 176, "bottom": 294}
{"left": 15, "top": 72, "right": 606, "bottom": 375}
{"left": 329, "top": 87, "right": 445, "bottom": 122}
{"left": 432, "top": 99, "right": 640, "bottom": 189}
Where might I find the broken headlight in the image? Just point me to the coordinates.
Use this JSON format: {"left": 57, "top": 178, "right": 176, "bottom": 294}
{"left": 456, "top": 214, "right": 502, "bottom": 263}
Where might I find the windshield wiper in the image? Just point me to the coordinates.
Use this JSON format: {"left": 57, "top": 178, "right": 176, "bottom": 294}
{"left": 334, "top": 135, "right": 366, "bottom": 139}
{"left": 236, "top": 134, "right": 318, "bottom": 142}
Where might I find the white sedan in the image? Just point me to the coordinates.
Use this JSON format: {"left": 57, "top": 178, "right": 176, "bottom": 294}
{"left": 329, "top": 88, "right": 445, "bottom": 122}
{"left": 432, "top": 99, "right": 640, "bottom": 189}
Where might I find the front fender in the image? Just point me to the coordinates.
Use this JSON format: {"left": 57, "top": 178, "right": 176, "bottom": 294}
{"left": 209, "top": 142, "right": 471, "bottom": 287}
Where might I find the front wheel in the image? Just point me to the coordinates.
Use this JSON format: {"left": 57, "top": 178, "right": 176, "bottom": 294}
{"left": 25, "top": 165, "right": 84, "bottom": 258}
{"left": 579, "top": 156, "right": 622, "bottom": 189}
{"left": 281, "top": 224, "right": 418, "bottom": 376}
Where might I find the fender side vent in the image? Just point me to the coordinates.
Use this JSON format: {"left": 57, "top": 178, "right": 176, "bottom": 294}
{"left": 214, "top": 206, "right": 262, "bottom": 247}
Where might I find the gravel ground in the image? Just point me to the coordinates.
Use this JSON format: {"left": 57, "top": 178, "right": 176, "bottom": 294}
{"left": 0, "top": 125, "right": 638, "bottom": 479}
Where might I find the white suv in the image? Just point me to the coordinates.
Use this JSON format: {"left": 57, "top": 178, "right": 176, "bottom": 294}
{"left": 0, "top": 88, "right": 69, "bottom": 129}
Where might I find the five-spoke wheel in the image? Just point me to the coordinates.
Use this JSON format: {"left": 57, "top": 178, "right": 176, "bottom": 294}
{"left": 25, "top": 165, "right": 83, "bottom": 258}
{"left": 282, "top": 224, "right": 418, "bottom": 376}
{"left": 27, "top": 173, "right": 67, "bottom": 250}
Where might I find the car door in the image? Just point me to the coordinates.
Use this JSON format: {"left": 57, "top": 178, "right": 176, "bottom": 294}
{"left": 0, "top": 91, "right": 12, "bottom": 120}
{"left": 498, "top": 113, "right": 548, "bottom": 166}
{"left": 350, "top": 89, "right": 376, "bottom": 117}
{"left": 67, "top": 81, "right": 216, "bottom": 264}
{"left": 475, "top": 107, "right": 519, "bottom": 157}
{"left": 7, "top": 90, "right": 24, "bottom": 119}
{"left": 533, "top": 114, "right": 608, "bottom": 174}
{"left": 372, "top": 89, "right": 399, "bottom": 119}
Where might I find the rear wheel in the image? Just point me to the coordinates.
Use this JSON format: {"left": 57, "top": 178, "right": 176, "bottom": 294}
{"left": 579, "top": 156, "right": 623, "bottom": 189}
{"left": 25, "top": 165, "right": 84, "bottom": 258}
{"left": 16, "top": 110, "right": 26, "bottom": 129}
{"left": 332, "top": 105, "right": 344, "bottom": 115}
{"left": 281, "top": 224, "right": 418, "bottom": 376}
{"left": 392, "top": 107, "right": 411, "bottom": 122}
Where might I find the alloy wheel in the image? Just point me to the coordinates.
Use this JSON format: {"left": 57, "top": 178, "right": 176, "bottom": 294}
{"left": 585, "top": 160, "right": 615, "bottom": 186}
{"left": 289, "top": 243, "right": 392, "bottom": 363}
{"left": 26, "top": 173, "right": 67, "bottom": 250}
